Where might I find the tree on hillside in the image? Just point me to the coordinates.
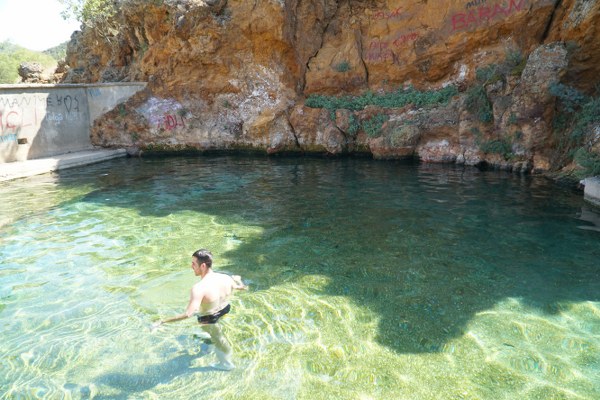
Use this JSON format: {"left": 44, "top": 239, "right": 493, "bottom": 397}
{"left": 0, "top": 41, "right": 57, "bottom": 84}
{"left": 44, "top": 42, "right": 70, "bottom": 61}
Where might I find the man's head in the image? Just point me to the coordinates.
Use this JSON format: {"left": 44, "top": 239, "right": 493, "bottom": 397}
{"left": 191, "top": 249, "right": 213, "bottom": 276}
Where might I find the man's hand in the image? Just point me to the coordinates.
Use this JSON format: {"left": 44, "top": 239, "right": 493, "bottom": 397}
{"left": 231, "top": 275, "right": 248, "bottom": 290}
{"left": 150, "top": 320, "right": 162, "bottom": 332}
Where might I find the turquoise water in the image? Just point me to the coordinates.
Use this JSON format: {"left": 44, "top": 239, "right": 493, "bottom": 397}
{"left": 0, "top": 156, "right": 599, "bottom": 399}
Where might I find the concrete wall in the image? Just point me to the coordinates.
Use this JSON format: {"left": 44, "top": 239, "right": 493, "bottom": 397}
{"left": 583, "top": 176, "right": 600, "bottom": 207}
{"left": 0, "top": 83, "right": 145, "bottom": 163}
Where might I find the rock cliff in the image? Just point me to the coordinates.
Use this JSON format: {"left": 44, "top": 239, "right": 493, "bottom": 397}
{"left": 61, "top": 0, "right": 600, "bottom": 177}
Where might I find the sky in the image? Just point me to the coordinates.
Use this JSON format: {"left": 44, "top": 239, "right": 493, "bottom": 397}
{"left": 0, "top": 0, "right": 81, "bottom": 51}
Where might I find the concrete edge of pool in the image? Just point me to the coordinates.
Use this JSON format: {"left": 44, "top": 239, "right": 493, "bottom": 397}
{"left": 583, "top": 176, "right": 600, "bottom": 207}
{"left": 0, "top": 148, "right": 127, "bottom": 182}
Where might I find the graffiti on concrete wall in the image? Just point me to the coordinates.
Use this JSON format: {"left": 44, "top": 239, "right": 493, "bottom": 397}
{"left": 0, "top": 93, "right": 83, "bottom": 144}
{"left": 0, "top": 94, "right": 82, "bottom": 129}
{"left": 0, "top": 133, "right": 17, "bottom": 143}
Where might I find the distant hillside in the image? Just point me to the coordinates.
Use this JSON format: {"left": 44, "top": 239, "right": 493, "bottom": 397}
{"left": 0, "top": 41, "right": 65, "bottom": 84}
{"left": 44, "top": 42, "right": 68, "bottom": 61}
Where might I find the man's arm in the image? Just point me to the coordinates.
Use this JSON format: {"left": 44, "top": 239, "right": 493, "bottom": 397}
{"left": 153, "top": 285, "right": 202, "bottom": 328}
{"left": 230, "top": 274, "right": 248, "bottom": 290}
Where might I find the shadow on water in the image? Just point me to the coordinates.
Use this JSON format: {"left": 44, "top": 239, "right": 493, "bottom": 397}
{"left": 52, "top": 155, "right": 600, "bottom": 355}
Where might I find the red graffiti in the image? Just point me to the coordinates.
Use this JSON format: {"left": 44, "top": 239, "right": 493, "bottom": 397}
{"left": 366, "top": 31, "right": 419, "bottom": 63}
{"left": 369, "top": 32, "right": 419, "bottom": 52}
{"left": 372, "top": 7, "right": 403, "bottom": 20}
{"left": 392, "top": 32, "right": 419, "bottom": 47}
{"left": 451, "top": 0, "right": 526, "bottom": 32}
{"left": 157, "top": 114, "right": 186, "bottom": 130}
{"left": 0, "top": 110, "right": 34, "bottom": 133}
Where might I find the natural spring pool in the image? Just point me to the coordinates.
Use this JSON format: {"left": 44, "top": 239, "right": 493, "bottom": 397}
{"left": 0, "top": 156, "right": 599, "bottom": 399}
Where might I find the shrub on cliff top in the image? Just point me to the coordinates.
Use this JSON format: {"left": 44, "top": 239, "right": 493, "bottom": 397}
{"left": 59, "top": 0, "right": 117, "bottom": 27}
{"left": 59, "top": 0, "right": 122, "bottom": 42}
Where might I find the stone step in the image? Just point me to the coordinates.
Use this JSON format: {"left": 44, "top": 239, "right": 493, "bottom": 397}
{"left": 0, "top": 148, "right": 127, "bottom": 182}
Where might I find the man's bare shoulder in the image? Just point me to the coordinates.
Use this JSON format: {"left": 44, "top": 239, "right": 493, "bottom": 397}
{"left": 191, "top": 280, "right": 205, "bottom": 294}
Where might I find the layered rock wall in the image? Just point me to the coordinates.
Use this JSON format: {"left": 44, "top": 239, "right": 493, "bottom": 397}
{"left": 61, "top": 0, "right": 600, "bottom": 174}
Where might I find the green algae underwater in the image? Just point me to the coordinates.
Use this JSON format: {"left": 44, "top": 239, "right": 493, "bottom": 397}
{"left": 0, "top": 155, "right": 599, "bottom": 399}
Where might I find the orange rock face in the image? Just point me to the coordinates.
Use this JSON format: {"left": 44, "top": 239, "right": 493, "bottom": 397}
{"left": 62, "top": 0, "right": 600, "bottom": 175}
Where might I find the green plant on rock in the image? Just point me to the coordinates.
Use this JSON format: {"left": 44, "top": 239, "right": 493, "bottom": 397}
{"left": 550, "top": 83, "right": 588, "bottom": 114}
{"left": 479, "top": 138, "right": 513, "bottom": 159}
{"left": 550, "top": 83, "right": 600, "bottom": 176}
{"left": 465, "top": 85, "right": 493, "bottom": 123}
{"left": 347, "top": 114, "right": 360, "bottom": 135}
{"left": 514, "top": 130, "right": 523, "bottom": 140}
{"left": 305, "top": 85, "right": 458, "bottom": 112}
{"left": 465, "top": 65, "right": 500, "bottom": 123}
{"left": 470, "top": 127, "right": 515, "bottom": 160}
{"left": 470, "top": 127, "right": 482, "bottom": 137}
{"left": 504, "top": 48, "right": 526, "bottom": 77}
{"left": 362, "top": 114, "right": 389, "bottom": 138}
{"left": 475, "top": 65, "right": 502, "bottom": 85}
{"left": 139, "top": 42, "right": 148, "bottom": 57}
{"left": 574, "top": 147, "right": 600, "bottom": 178}
{"left": 334, "top": 61, "right": 351, "bottom": 73}
{"left": 466, "top": 49, "right": 529, "bottom": 125}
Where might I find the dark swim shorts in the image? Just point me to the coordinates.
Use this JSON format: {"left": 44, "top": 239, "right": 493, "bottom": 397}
{"left": 197, "top": 304, "right": 231, "bottom": 324}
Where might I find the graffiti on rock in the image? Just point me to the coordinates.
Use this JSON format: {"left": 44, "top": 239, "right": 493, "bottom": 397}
{"left": 451, "top": 0, "right": 526, "bottom": 32}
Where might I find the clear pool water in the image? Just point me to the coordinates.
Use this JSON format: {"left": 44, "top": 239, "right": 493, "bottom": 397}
{"left": 0, "top": 156, "right": 599, "bottom": 399}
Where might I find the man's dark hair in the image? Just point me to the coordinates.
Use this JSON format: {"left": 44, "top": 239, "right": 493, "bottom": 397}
{"left": 192, "top": 249, "right": 213, "bottom": 268}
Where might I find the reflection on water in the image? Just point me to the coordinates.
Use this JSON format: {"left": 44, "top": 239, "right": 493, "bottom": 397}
{"left": 0, "top": 156, "right": 599, "bottom": 399}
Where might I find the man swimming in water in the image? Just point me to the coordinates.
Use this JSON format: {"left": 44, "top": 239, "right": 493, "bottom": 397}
{"left": 153, "top": 249, "right": 247, "bottom": 371}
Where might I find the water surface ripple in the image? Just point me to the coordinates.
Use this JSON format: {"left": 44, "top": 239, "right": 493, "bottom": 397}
{"left": 0, "top": 156, "right": 599, "bottom": 399}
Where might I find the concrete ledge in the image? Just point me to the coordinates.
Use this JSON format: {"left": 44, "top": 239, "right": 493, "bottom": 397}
{"left": 583, "top": 176, "right": 600, "bottom": 207}
{"left": 0, "top": 149, "right": 127, "bottom": 182}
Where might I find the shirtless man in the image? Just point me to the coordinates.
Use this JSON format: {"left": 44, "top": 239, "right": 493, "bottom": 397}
{"left": 153, "top": 249, "right": 247, "bottom": 370}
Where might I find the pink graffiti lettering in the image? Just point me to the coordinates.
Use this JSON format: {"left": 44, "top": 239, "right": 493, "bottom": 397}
{"left": 369, "top": 40, "right": 389, "bottom": 51}
{"left": 366, "top": 31, "right": 419, "bottom": 63}
{"left": 5, "top": 111, "right": 20, "bottom": 129}
{"left": 451, "top": 0, "right": 526, "bottom": 31}
{"left": 373, "top": 7, "right": 403, "bottom": 20}
{"left": 157, "top": 114, "right": 186, "bottom": 131}
{"left": 392, "top": 32, "right": 419, "bottom": 47}
{"left": 366, "top": 50, "right": 394, "bottom": 63}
